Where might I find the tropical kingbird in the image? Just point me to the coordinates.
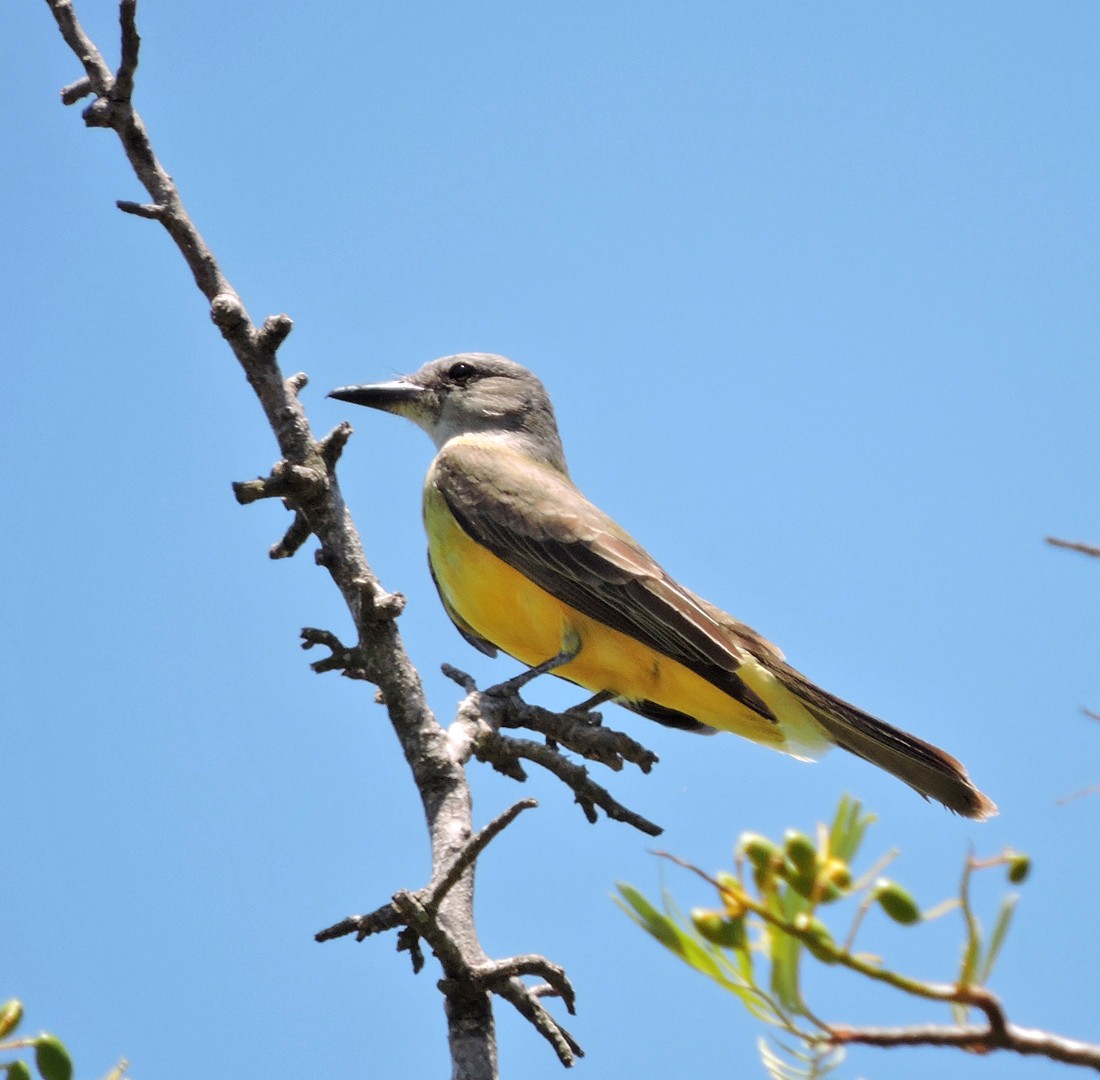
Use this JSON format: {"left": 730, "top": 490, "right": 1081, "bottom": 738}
{"left": 330, "top": 354, "right": 995, "bottom": 819}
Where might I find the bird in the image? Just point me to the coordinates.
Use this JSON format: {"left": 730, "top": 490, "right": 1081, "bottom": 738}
{"left": 330, "top": 353, "right": 996, "bottom": 819}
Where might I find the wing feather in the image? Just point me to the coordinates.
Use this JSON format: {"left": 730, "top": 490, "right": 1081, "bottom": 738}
{"left": 431, "top": 440, "right": 777, "bottom": 722}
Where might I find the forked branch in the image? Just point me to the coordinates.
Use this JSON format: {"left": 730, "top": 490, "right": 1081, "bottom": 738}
{"left": 41, "top": 2, "right": 666, "bottom": 1074}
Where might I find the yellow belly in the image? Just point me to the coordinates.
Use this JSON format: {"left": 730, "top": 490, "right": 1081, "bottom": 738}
{"left": 425, "top": 488, "right": 791, "bottom": 749}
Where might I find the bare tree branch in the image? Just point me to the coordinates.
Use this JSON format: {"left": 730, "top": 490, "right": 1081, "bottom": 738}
{"left": 830, "top": 1011, "right": 1100, "bottom": 1071}
{"left": 443, "top": 665, "right": 659, "bottom": 776}
{"left": 42, "top": 1, "right": 673, "bottom": 1073}
{"left": 443, "top": 666, "right": 663, "bottom": 835}
{"left": 1045, "top": 536, "right": 1100, "bottom": 558}
{"left": 38, "top": 2, "right": 599, "bottom": 1074}
{"left": 315, "top": 798, "right": 580, "bottom": 1066}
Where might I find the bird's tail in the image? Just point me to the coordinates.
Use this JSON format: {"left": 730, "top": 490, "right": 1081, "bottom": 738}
{"left": 775, "top": 664, "right": 997, "bottom": 820}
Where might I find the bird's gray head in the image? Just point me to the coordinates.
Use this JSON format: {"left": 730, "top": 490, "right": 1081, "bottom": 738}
{"left": 329, "top": 353, "right": 568, "bottom": 472}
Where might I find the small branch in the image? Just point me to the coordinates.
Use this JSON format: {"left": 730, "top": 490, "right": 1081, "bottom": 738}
{"left": 257, "top": 314, "right": 294, "bottom": 353}
{"left": 477, "top": 732, "right": 662, "bottom": 836}
{"left": 300, "top": 627, "right": 369, "bottom": 676}
{"left": 445, "top": 956, "right": 581, "bottom": 1065}
{"left": 117, "top": 199, "right": 165, "bottom": 218}
{"left": 1057, "top": 783, "right": 1100, "bottom": 805}
{"left": 353, "top": 578, "right": 407, "bottom": 621}
{"left": 232, "top": 462, "right": 327, "bottom": 505}
{"left": 396, "top": 926, "right": 425, "bottom": 973}
{"left": 442, "top": 666, "right": 662, "bottom": 835}
{"left": 314, "top": 900, "right": 404, "bottom": 944}
{"left": 502, "top": 701, "right": 658, "bottom": 773}
{"left": 443, "top": 665, "right": 659, "bottom": 774}
{"left": 270, "top": 510, "right": 312, "bottom": 559}
{"left": 113, "top": 0, "right": 139, "bottom": 102}
{"left": 316, "top": 799, "right": 539, "bottom": 943}
{"left": 60, "top": 76, "right": 93, "bottom": 104}
{"left": 493, "top": 978, "right": 584, "bottom": 1065}
{"left": 1045, "top": 536, "right": 1100, "bottom": 558}
{"left": 318, "top": 422, "right": 353, "bottom": 470}
{"left": 48, "top": 0, "right": 115, "bottom": 96}
{"left": 829, "top": 1015, "right": 1100, "bottom": 1070}
{"left": 429, "top": 799, "right": 539, "bottom": 911}
{"left": 313, "top": 798, "right": 582, "bottom": 1066}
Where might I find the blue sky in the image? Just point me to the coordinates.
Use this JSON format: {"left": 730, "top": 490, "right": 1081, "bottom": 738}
{"left": 5, "top": 2, "right": 1099, "bottom": 1078}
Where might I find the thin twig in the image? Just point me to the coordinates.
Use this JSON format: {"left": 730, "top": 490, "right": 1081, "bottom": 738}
{"left": 443, "top": 665, "right": 661, "bottom": 830}
{"left": 829, "top": 1017, "right": 1100, "bottom": 1070}
{"left": 1045, "top": 536, "right": 1100, "bottom": 558}
{"left": 427, "top": 799, "right": 539, "bottom": 911}
{"left": 477, "top": 733, "right": 662, "bottom": 836}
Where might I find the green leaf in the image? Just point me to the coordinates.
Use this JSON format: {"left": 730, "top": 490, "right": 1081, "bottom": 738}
{"left": 616, "top": 885, "right": 784, "bottom": 1022}
{"left": 828, "top": 795, "right": 873, "bottom": 864}
{"left": 616, "top": 884, "right": 685, "bottom": 955}
{"left": 979, "top": 894, "right": 1019, "bottom": 984}
{"left": 758, "top": 1036, "right": 806, "bottom": 1080}
{"left": 615, "top": 886, "right": 730, "bottom": 983}
{"left": 8, "top": 1061, "right": 33, "bottom": 1080}
{"left": 958, "top": 915, "right": 982, "bottom": 987}
{"left": 768, "top": 887, "right": 809, "bottom": 1012}
{"left": 758, "top": 1035, "right": 845, "bottom": 1080}
{"left": 34, "top": 1036, "right": 72, "bottom": 1080}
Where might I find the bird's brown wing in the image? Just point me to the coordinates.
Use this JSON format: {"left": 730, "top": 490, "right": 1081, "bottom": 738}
{"left": 430, "top": 439, "right": 778, "bottom": 724}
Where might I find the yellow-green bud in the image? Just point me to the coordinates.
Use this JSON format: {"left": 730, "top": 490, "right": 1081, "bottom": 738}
{"left": 0, "top": 998, "right": 23, "bottom": 1039}
{"left": 820, "top": 858, "right": 852, "bottom": 891}
{"left": 874, "top": 879, "right": 921, "bottom": 925}
{"left": 34, "top": 1034, "right": 73, "bottom": 1080}
{"left": 1007, "top": 854, "right": 1031, "bottom": 885}
{"left": 691, "top": 908, "right": 747, "bottom": 949}
{"left": 740, "top": 833, "right": 780, "bottom": 873}
{"left": 807, "top": 858, "right": 852, "bottom": 904}
{"left": 715, "top": 872, "right": 747, "bottom": 917}
{"left": 793, "top": 912, "right": 839, "bottom": 964}
{"left": 783, "top": 829, "right": 817, "bottom": 874}
{"left": 785, "top": 866, "right": 818, "bottom": 901}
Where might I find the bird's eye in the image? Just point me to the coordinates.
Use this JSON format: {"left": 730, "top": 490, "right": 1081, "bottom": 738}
{"left": 447, "top": 361, "right": 477, "bottom": 384}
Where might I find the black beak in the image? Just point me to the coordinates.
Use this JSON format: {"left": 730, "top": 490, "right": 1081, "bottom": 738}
{"left": 328, "top": 379, "right": 427, "bottom": 411}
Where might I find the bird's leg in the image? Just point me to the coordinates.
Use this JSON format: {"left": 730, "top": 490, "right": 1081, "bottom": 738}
{"left": 566, "top": 689, "right": 614, "bottom": 716}
{"left": 487, "top": 631, "right": 582, "bottom": 697}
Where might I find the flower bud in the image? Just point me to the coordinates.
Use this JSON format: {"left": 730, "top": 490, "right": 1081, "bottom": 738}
{"left": 691, "top": 908, "right": 747, "bottom": 949}
{"left": 740, "top": 833, "right": 780, "bottom": 874}
{"left": 793, "top": 912, "right": 838, "bottom": 964}
{"left": 0, "top": 998, "right": 23, "bottom": 1039}
{"left": 34, "top": 1035, "right": 73, "bottom": 1080}
{"left": 873, "top": 879, "right": 921, "bottom": 925}
{"left": 783, "top": 829, "right": 817, "bottom": 874}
